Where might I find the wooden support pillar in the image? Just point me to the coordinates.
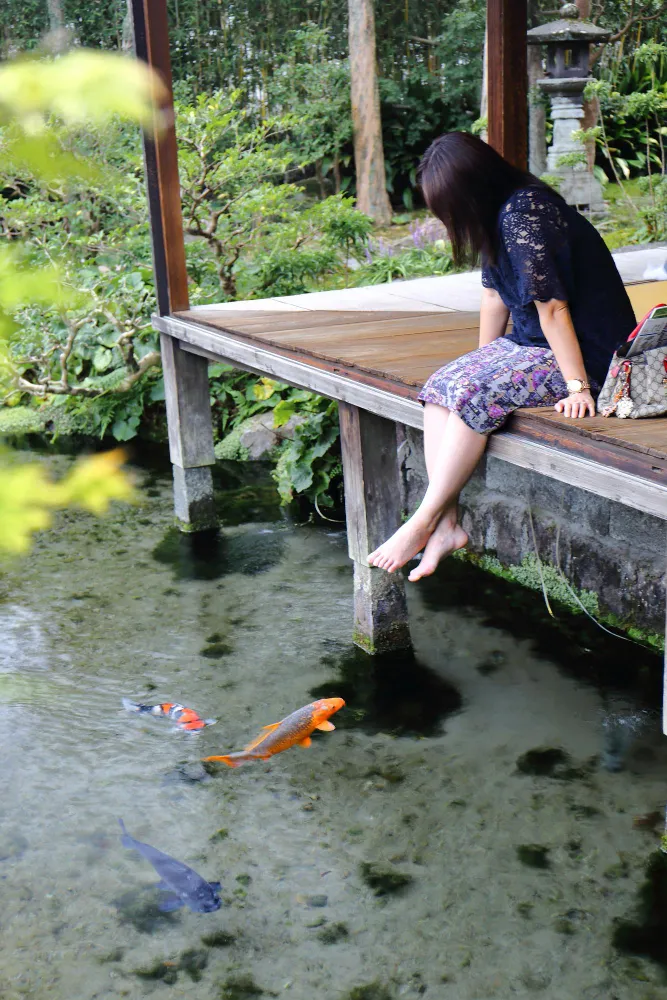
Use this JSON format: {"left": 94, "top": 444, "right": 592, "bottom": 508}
{"left": 339, "top": 403, "right": 412, "bottom": 654}
{"left": 131, "top": 0, "right": 216, "bottom": 531}
{"left": 487, "top": 0, "right": 528, "bottom": 170}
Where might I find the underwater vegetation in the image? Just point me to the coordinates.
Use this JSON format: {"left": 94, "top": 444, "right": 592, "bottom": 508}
{"left": 152, "top": 525, "right": 284, "bottom": 581}
{"left": 310, "top": 644, "right": 462, "bottom": 737}
{"left": 113, "top": 887, "right": 182, "bottom": 933}
{"left": 359, "top": 861, "right": 414, "bottom": 896}
{"left": 612, "top": 850, "right": 667, "bottom": 967}
{"left": 317, "top": 921, "right": 349, "bottom": 944}
{"left": 345, "top": 984, "right": 393, "bottom": 1000}
{"left": 219, "top": 973, "right": 264, "bottom": 998}
{"left": 515, "top": 746, "right": 595, "bottom": 781}
{"left": 516, "top": 844, "right": 551, "bottom": 870}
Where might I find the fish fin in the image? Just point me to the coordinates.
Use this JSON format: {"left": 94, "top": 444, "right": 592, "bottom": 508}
{"left": 315, "top": 721, "right": 335, "bottom": 731}
{"left": 122, "top": 698, "right": 140, "bottom": 712}
{"left": 299, "top": 736, "right": 312, "bottom": 747}
{"left": 155, "top": 880, "right": 172, "bottom": 891}
{"left": 157, "top": 894, "right": 185, "bottom": 913}
{"left": 202, "top": 754, "right": 246, "bottom": 768}
{"left": 261, "top": 722, "right": 282, "bottom": 731}
{"left": 208, "top": 881, "right": 222, "bottom": 893}
{"left": 243, "top": 730, "right": 275, "bottom": 752}
{"left": 118, "top": 818, "right": 134, "bottom": 850}
{"left": 204, "top": 719, "right": 217, "bottom": 727}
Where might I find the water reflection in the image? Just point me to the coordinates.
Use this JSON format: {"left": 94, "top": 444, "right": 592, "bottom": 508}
{"left": 0, "top": 452, "right": 666, "bottom": 999}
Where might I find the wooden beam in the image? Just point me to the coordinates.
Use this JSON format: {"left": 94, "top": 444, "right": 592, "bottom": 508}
{"left": 131, "top": 0, "right": 189, "bottom": 314}
{"left": 339, "top": 403, "right": 411, "bottom": 654}
{"left": 487, "top": 0, "right": 528, "bottom": 169}
{"left": 152, "top": 313, "right": 667, "bottom": 520}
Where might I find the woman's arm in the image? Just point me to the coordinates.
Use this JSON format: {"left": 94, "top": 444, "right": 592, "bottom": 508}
{"left": 534, "top": 298, "right": 595, "bottom": 418}
{"left": 479, "top": 287, "right": 510, "bottom": 347}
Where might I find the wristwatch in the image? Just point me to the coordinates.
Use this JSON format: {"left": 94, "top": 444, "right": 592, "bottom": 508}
{"left": 566, "top": 378, "right": 591, "bottom": 395}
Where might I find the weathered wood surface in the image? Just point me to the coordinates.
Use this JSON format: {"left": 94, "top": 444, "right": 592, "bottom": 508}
{"left": 153, "top": 302, "right": 667, "bottom": 520}
{"left": 160, "top": 333, "right": 217, "bottom": 530}
{"left": 339, "top": 403, "right": 411, "bottom": 653}
{"left": 487, "top": 0, "right": 528, "bottom": 169}
{"left": 131, "top": 0, "right": 189, "bottom": 315}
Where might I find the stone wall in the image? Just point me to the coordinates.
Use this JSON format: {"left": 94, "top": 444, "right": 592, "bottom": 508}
{"left": 398, "top": 425, "right": 666, "bottom": 639}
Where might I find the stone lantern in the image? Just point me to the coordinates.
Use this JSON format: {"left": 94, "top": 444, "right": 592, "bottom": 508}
{"left": 527, "top": 2, "right": 610, "bottom": 211}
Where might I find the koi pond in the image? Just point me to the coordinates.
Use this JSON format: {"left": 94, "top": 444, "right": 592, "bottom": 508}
{"left": 2, "top": 447, "right": 667, "bottom": 1000}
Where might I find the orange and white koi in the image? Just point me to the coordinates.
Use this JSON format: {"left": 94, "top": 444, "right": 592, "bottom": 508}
{"left": 122, "top": 698, "right": 216, "bottom": 732}
{"left": 202, "top": 697, "right": 344, "bottom": 767}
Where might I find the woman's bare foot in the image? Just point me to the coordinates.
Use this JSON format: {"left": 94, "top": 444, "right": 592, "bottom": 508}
{"left": 407, "top": 518, "right": 468, "bottom": 582}
{"left": 367, "top": 512, "right": 437, "bottom": 574}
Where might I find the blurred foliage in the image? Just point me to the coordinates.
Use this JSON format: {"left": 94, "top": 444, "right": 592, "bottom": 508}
{"left": 0, "top": 49, "right": 155, "bottom": 551}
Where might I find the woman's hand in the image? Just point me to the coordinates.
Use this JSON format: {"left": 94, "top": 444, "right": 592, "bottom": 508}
{"left": 554, "top": 390, "right": 596, "bottom": 418}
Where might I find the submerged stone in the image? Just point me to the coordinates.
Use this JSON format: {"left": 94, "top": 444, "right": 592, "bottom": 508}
{"left": 516, "top": 844, "right": 551, "bottom": 869}
{"left": 612, "top": 850, "right": 667, "bottom": 967}
{"left": 310, "top": 645, "right": 462, "bottom": 738}
{"left": 219, "top": 973, "right": 264, "bottom": 998}
{"left": 359, "top": 862, "right": 414, "bottom": 896}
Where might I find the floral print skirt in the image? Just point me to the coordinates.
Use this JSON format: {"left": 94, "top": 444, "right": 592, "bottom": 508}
{"left": 418, "top": 338, "right": 568, "bottom": 435}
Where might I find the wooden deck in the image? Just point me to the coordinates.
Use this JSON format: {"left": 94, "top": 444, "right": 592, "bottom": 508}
{"left": 154, "top": 275, "right": 667, "bottom": 520}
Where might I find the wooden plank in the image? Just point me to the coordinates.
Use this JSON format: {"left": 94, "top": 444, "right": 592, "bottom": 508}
{"left": 339, "top": 403, "right": 411, "bottom": 653}
{"left": 131, "top": 0, "right": 189, "bottom": 314}
{"left": 155, "top": 313, "right": 667, "bottom": 517}
{"left": 487, "top": 0, "right": 528, "bottom": 169}
{"left": 516, "top": 409, "right": 667, "bottom": 462}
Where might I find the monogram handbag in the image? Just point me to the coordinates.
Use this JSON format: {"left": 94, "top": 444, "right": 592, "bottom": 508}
{"left": 598, "top": 304, "right": 667, "bottom": 419}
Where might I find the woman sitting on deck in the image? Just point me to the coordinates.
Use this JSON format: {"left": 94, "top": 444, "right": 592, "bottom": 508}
{"left": 369, "top": 131, "right": 636, "bottom": 583}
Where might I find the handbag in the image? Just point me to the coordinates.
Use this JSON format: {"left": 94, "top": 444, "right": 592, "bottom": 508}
{"left": 598, "top": 304, "right": 667, "bottom": 419}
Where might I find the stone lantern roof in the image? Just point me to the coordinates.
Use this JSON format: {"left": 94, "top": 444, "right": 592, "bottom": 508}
{"left": 527, "top": 4, "right": 611, "bottom": 45}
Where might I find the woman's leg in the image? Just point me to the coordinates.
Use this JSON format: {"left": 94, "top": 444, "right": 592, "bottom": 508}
{"left": 368, "top": 406, "right": 487, "bottom": 575}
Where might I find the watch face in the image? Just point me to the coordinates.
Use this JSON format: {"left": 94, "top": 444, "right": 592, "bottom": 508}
{"left": 567, "top": 379, "right": 583, "bottom": 393}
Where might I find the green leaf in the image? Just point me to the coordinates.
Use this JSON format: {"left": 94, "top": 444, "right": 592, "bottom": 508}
{"left": 92, "top": 346, "right": 113, "bottom": 371}
{"left": 273, "top": 399, "right": 297, "bottom": 428}
{"left": 111, "top": 414, "right": 140, "bottom": 441}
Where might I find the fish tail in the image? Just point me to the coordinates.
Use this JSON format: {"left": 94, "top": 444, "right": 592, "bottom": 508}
{"left": 122, "top": 698, "right": 142, "bottom": 713}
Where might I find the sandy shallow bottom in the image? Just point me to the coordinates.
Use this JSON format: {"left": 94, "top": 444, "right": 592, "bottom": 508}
{"left": 1, "top": 451, "right": 667, "bottom": 1000}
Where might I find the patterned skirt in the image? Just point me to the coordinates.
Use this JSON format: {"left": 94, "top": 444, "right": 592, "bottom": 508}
{"left": 418, "top": 338, "right": 569, "bottom": 435}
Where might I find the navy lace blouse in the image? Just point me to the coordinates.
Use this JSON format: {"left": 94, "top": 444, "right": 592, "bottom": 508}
{"left": 481, "top": 186, "right": 636, "bottom": 385}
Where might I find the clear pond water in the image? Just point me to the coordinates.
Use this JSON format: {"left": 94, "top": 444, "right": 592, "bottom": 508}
{"left": 2, "top": 448, "right": 667, "bottom": 1000}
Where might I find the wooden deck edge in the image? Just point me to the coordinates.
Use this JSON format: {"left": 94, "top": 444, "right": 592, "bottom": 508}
{"left": 154, "top": 313, "right": 667, "bottom": 520}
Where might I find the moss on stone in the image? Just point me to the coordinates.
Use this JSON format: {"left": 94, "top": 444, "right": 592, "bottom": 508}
{"left": 453, "top": 549, "right": 664, "bottom": 652}
{"left": 0, "top": 405, "right": 46, "bottom": 436}
{"left": 317, "top": 921, "right": 349, "bottom": 944}
{"left": 359, "top": 861, "right": 413, "bottom": 896}
{"left": 219, "top": 973, "right": 263, "bottom": 998}
{"left": 201, "top": 930, "right": 235, "bottom": 948}
{"left": 346, "top": 984, "right": 393, "bottom": 1000}
{"left": 179, "top": 947, "right": 209, "bottom": 982}
{"left": 516, "top": 844, "right": 551, "bottom": 869}
{"left": 215, "top": 428, "right": 251, "bottom": 462}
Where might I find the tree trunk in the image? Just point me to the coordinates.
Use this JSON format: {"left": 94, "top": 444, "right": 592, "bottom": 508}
{"left": 122, "top": 0, "right": 134, "bottom": 52}
{"left": 576, "top": 0, "right": 597, "bottom": 171}
{"left": 46, "top": 0, "right": 64, "bottom": 31}
{"left": 347, "top": 0, "right": 392, "bottom": 225}
{"left": 528, "top": 44, "right": 547, "bottom": 176}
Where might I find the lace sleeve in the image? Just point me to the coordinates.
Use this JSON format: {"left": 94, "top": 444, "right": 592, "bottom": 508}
{"left": 500, "top": 190, "right": 570, "bottom": 305}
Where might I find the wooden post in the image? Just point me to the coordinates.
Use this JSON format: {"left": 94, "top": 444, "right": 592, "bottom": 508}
{"left": 339, "top": 403, "right": 412, "bottom": 654}
{"left": 131, "top": 0, "right": 216, "bottom": 531}
{"left": 487, "top": 0, "right": 528, "bottom": 169}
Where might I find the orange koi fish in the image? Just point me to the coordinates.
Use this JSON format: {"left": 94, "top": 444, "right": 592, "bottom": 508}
{"left": 202, "top": 697, "right": 344, "bottom": 767}
{"left": 122, "top": 698, "right": 216, "bottom": 732}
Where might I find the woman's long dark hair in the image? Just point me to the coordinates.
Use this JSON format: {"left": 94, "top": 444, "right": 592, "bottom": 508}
{"left": 418, "top": 132, "right": 559, "bottom": 267}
